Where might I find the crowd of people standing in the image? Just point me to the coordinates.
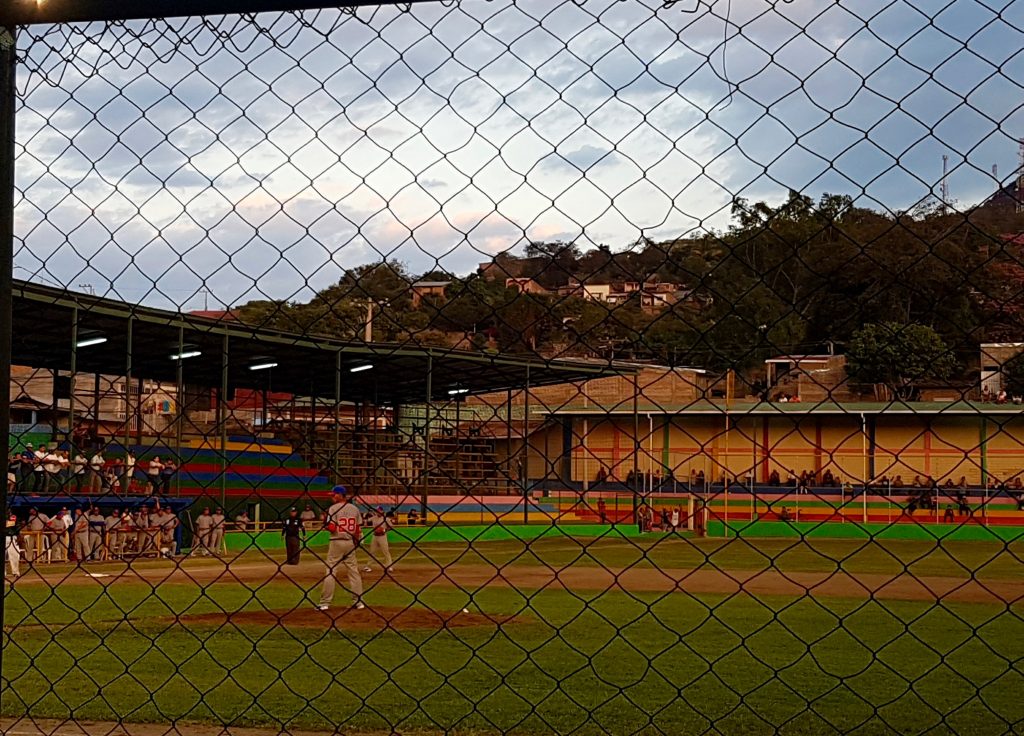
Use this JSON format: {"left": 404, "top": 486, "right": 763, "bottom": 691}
{"left": 12, "top": 501, "right": 181, "bottom": 568}
{"left": 6, "top": 444, "right": 177, "bottom": 495}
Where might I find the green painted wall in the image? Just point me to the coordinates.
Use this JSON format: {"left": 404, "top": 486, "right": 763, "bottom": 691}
{"left": 222, "top": 522, "right": 654, "bottom": 551}
{"left": 708, "top": 520, "right": 1024, "bottom": 542}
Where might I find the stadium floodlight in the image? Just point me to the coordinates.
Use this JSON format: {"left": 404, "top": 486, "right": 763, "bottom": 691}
{"left": 350, "top": 364, "right": 373, "bottom": 373}
{"left": 248, "top": 362, "right": 278, "bottom": 371}
{"left": 448, "top": 388, "right": 469, "bottom": 395}
{"left": 170, "top": 349, "right": 202, "bottom": 360}
{"left": 75, "top": 333, "right": 107, "bottom": 348}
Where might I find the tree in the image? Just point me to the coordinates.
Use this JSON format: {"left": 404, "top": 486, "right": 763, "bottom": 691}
{"left": 846, "top": 322, "right": 957, "bottom": 399}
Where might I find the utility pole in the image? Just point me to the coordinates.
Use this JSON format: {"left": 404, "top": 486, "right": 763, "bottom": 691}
{"left": 940, "top": 155, "right": 949, "bottom": 213}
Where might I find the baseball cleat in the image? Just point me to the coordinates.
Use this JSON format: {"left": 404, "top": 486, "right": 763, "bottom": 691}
{"left": 316, "top": 604, "right": 329, "bottom": 612}
{"left": 353, "top": 602, "right": 365, "bottom": 610}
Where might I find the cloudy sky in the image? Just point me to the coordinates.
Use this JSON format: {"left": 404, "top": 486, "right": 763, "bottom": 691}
{"left": 11, "top": 0, "right": 1024, "bottom": 311}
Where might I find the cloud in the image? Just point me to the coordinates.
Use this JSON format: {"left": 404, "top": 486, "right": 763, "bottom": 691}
{"left": 13, "top": 0, "right": 1024, "bottom": 311}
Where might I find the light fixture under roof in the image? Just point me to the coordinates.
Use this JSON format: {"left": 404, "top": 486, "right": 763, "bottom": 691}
{"left": 76, "top": 333, "right": 107, "bottom": 349}
{"left": 170, "top": 349, "right": 202, "bottom": 361}
{"left": 249, "top": 362, "right": 278, "bottom": 371}
{"left": 350, "top": 364, "right": 373, "bottom": 373}
{"left": 448, "top": 388, "right": 469, "bottom": 395}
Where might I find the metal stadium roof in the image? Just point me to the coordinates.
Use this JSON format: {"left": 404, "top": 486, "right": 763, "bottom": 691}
{"left": 13, "top": 280, "right": 626, "bottom": 404}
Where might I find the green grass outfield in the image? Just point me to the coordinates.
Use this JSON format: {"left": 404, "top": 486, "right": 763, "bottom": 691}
{"left": 5, "top": 533, "right": 1024, "bottom": 735}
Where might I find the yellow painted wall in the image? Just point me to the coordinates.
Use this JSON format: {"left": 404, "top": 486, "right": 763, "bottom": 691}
{"left": 561, "top": 413, "right": 1024, "bottom": 486}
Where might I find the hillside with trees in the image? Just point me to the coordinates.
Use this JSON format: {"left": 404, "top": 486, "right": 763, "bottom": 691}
{"left": 233, "top": 191, "right": 1024, "bottom": 387}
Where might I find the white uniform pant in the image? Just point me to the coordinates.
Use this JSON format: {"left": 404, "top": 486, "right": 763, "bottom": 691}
{"left": 370, "top": 534, "right": 392, "bottom": 568}
{"left": 6, "top": 537, "right": 20, "bottom": 576}
{"left": 319, "top": 538, "right": 363, "bottom": 606}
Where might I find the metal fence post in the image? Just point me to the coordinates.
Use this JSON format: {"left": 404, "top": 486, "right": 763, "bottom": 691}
{"left": 0, "top": 23, "right": 16, "bottom": 678}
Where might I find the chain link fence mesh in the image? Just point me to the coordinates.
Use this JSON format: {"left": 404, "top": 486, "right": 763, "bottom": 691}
{"left": 5, "top": 0, "right": 1024, "bottom": 733}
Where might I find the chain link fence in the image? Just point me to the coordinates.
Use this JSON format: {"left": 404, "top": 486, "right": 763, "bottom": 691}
{"left": 4, "top": 0, "right": 1024, "bottom": 733}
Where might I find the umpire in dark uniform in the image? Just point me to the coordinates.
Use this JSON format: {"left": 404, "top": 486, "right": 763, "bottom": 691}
{"left": 282, "top": 507, "right": 303, "bottom": 566}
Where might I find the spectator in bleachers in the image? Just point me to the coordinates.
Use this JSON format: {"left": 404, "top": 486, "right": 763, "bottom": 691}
{"left": 122, "top": 450, "right": 136, "bottom": 493}
{"left": 892, "top": 475, "right": 904, "bottom": 488}
{"left": 41, "top": 448, "right": 63, "bottom": 494}
{"left": 822, "top": 469, "right": 836, "bottom": 487}
{"left": 956, "top": 491, "right": 971, "bottom": 518}
{"left": 160, "top": 459, "right": 177, "bottom": 493}
{"left": 31, "top": 445, "right": 46, "bottom": 493}
{"left": 88, "top": 449, "right": 105, "bottom": 493}
{"left": 943, "top": 504, "right": 955, "bottom": 523}
{"left": 71, "top": 451, "right": 87, "bottom": 492}
{"left": 146, "top": 457, "right": 163, "bottom": 493}
{"left": 768, "top": 469, "right": 780, "bottom": 487}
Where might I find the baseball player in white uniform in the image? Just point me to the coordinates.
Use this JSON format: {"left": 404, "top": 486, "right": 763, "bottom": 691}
{"left": 366, "top": 505, "right": 393, "bottom": 573}
{"left": 317, "top": 486, "right": 364, "bottom": 611}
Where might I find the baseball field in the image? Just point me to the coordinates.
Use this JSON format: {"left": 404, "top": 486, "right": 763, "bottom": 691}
{"left": 4, "top": 527, "right": 1024, "bottom": 735}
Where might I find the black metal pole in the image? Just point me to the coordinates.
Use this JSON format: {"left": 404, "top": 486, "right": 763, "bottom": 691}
{"left": 334, "top": 350, "right": 341, "bottom": 489}
{"left": 422, "top": 355, "right": 431, "bottom": 519}
{"left": 124, "top": 316, "right": 132, "bottom": 457}
{"left": 506, "top": 387, "right": 513, "bottom": 496}
{"left": 219, "top": 334, "right": 228, "bottom": 509}
{"left": 523, "top": 365, "right": 530, "bottom": 524}
{"left": 632, "top": 373, "right": 640, "bottom": 524}
{"left": 0, "top": 23, "right": 17, "bottom": 681}
{"left": 69, "top": 307, "right": 78, "bottom": 450}
{"left": 174, "top": 326, "right": 184, "bottom": 497}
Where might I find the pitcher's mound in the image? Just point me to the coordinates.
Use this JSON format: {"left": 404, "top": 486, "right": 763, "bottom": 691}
{"left": 173, "top": 606, "right": 520, "bottom": 631}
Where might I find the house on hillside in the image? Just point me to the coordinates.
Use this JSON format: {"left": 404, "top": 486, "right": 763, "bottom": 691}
{"left": 505, "top": 277, "right": 550, "bottom": 295}
{"left": 766, "top": 354, "right": 852, "bottom": 402}
{"left": 410, "top": 280, "right": 451, "bottom": 308}
{"left": 980, "top": 343, "right": 1024, "bottom": 395}
{"left": 477, "top": 254, "right": 549, "bottom": 281}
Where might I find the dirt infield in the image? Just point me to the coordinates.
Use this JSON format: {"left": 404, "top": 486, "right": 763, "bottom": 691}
{"left": 170, "top": 605, "right": 520, "bottom": 631}
{"left": 13, "top": 556, "right": 1024, "bottom": 605}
